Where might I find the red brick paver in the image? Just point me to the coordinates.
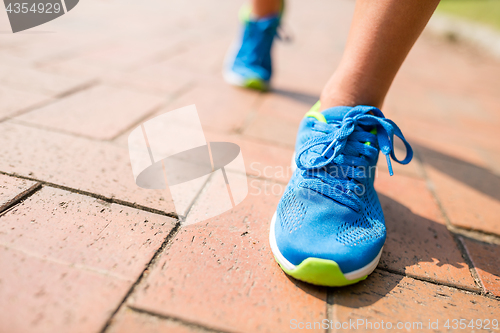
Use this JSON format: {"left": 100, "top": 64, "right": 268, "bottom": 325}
{"left": 130, "top": 177, "right": 327, "bottom": 333}
{"left": 0, "top": 65, "right": 93, "bottom": 97}
{"left": 0, "top": 0, "right": 499, "bottom": 332}
{"left": 424, "top": 157, "right": 500, "bottom": 235}
{"left": 15, "top": 85, "right": 164, "bottom": 140}
{"left": 376, "top": 172, "right": 478, "bottom": 290}
{"left": 332, "top": 270, "right": 500, "bottom": 333}
{"left": 108, "top": 308, "right": 210, "bottom": 333}
{"left": 0, "top": 122, "right": 206, "bottom": 216}
{"left": 0, "top": 173, "right": 39, "bottom": 212}
{"left": 0, "top": 86, "right": 50, "bottom": 121}
{"left": 203, "top": 130, "right": 295, "bottom": 184}
{"left": 165, "top": 78, "right": 260, "bottom": 134}
{"left": 243, "top": 112, "right": 300, "bottom": 148}
{"left": 461, "top": 237, "right": 500, "bottom": 297}
{"left": 0, "top": 186, "right": 176, "bottom": 280}
{"left": 0, "top": 246, "right": 130, "bottom": 333}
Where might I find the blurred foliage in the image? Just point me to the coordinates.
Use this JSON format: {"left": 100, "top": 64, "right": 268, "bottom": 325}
{"left": 437, "top": 0, "right": 500, "bottom": 30}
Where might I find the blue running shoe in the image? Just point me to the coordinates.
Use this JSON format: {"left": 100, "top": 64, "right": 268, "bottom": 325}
{"left": 223, "top": 6, "right": 282, "bottom": 91}
{"left": 269, "top": 102, "right": 413, "bottom": 286}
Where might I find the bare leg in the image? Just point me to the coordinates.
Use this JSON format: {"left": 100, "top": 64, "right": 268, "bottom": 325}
{"left": 320, "top": 0, "right": 440, "bottom": 110}
{"left": 251, "top": 0, "right": 281, "bottom": 18}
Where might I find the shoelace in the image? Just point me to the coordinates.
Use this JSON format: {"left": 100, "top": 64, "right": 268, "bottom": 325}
{"left": 276, "top": 25, "right": 293, "bottom": 43}
{"left": 295, "top": 105, "right": 413, "bottom": 212}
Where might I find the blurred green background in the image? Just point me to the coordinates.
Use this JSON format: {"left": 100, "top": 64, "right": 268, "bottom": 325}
{"left": 437, "top": 0, "right": 500, "bottom": 30}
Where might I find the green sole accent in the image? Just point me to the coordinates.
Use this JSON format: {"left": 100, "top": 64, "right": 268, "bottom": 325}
{"left": 239, "top": 0, "right": 285, "bottom": 23}
{"left": 239, "top": 4, "right": 252, "bottom": 23}
{"left": 244, "top": 78, "right": 269, "bottom": 91}
{"left": 310, "top": 100, "right": 321, "bottom": 112}
{"left": 365, "top": 128, "right": 378, "bottom": 146}
{"left": 304, "top": 101, "right": 327, "bottom": 123}
{"left": 275, "top": 256, "right": 368, "bottom": 287}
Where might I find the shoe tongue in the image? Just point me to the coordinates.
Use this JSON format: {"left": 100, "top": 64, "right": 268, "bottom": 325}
{"left": 321, "top": 106, "right": 353, "bottom": 123}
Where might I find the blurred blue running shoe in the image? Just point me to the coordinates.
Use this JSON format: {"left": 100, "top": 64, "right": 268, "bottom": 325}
{"left": 223, "top": 6, "right": 282, "bottom": 91}
{"left": 269, "top": 102, "right": 413, "bottom": 286}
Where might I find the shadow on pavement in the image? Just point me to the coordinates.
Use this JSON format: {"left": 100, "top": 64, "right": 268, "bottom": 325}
{"left": 268, "top": 139, "right": 499, "bottom": 306}
{"left": 288, "top": 194, "right": 495, "bottom": 307}
{"left": 413, "top": 142, "right": 500, "bottom": 203}
{"left": 271, "top": 88, "right": 320, "bottom": 106}
{"left": 379, "top": 193, "right": 466, "bottom": 270}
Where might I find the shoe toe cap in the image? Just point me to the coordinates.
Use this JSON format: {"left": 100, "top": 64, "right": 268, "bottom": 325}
{"left": 274, "top": 190, "right": 386, "bottom": 274}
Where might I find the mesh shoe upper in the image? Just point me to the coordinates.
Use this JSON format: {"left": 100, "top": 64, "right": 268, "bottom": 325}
{"left": 274, "top": 105, "right": 413, "bottom": 274}
{"left": 229, "top": 15, "right": 280, "bottom": 82}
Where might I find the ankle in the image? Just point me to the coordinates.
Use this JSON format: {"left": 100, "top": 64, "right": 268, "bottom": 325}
{"left": 320, "top": 62, "right": 390, "bottom": 110}
{"left": 320, "top": 79, "right": 384, "bottom": 110}
{"left": 320, "top": 92, "right": 358, "bottom": 110}
{"left": 250, "top": 0, "right": 281, "bottom": 18}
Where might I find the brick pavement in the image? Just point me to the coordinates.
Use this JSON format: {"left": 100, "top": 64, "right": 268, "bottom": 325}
{"left": 0, "top": 0, "right": 499, "bottom": 332}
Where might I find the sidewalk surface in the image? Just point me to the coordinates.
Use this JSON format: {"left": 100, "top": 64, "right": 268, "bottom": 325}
{"left": 1, "top": 0, "right": 500, "bottom": 332}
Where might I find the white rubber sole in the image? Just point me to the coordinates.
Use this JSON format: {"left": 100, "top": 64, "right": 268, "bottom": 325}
{"left": 222, "top": 28, "right": 270, "bottom": 90}
{"left": 269, "top": 212, "right": 382, "bottom": 281}
{"left": 223, "top": 58, "right": 270, "bottom": 91}
{"left": 223, "top": 29, "right": 245, "bottom": 84}
{"left": 223, "top": 69, "right": 247, "bottom": 87}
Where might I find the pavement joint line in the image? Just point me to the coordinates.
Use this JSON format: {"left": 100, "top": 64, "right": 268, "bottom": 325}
{"left": 101, "top": 171, "right": 245, "bottom": 331}
{"left": 447, "top": 223, "right": 500, "bottom": 245}
{"left": 326, "top": 289, "right": 334, "bottom": 333}
{"left": 108, "top": 80, "right": 198, "bottom": 143}
{"left": 127, "top": 305, "right": 237, "bottom": 333}
{"left": 6, "top": 87, "right": 166, "bottom": 143}
{"left": 411, "top": 146, "right": 485, "bottom": 293}
{"left": 2, "top": 141, "right": 497, "bottom": 303}
{"left": 0, "top": 157, "right": 290, "bottom": 220}
{"left": 323, "top": 266, "right": 500, "bottom": 315}
{"left": 0, "top": 79, "right": 99, "bottom": 125}
{"left": 377, "top": 267, "right": 500, "bottom": 302}
{"left": 99, "top": 220, "right": 182, "bottom": 333}
{"left": 0, "top": 181, "right": 42, "bottom": 216}
{"left": 3, "top": 79, "right": 186, "bottom": 144}
{"left": 0, "top": 243, "right": 134, "bottom": 282}
{"left": 6, "top": 117, "right": 152, "bottom": 145}
{"left": 32, "top": 33, "right": 192, "bottom": 74}
{"left": 179, "top": 170, "right": 216, "bottom": 224}
{"left": 107, "top": 80, "right": 197, "bottom": 144}
{"left": 454, "top": 235, "right": 486, "bottom": 293}
{"left": 0, "top": 170, "right": 179, "bottom": 220}
{"left": 414, "top": 152, "right": 500, "bottom": 245}
{"left": 53, "top": 78, "right": 99, "bottom": 99}
{"left": 108, "top": 101, "right": 169, "bottom": 142}
{"left": 1, "top": 180, "right": 496, "bottom": 297}
{"left": 8, "top": 118, "right": 126, "bottom": 142}
{"left": 0, "top": 96, "right": 52, "bottom": 124}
